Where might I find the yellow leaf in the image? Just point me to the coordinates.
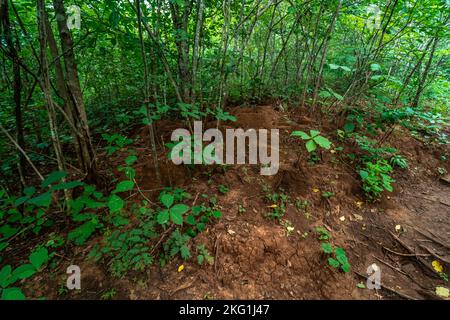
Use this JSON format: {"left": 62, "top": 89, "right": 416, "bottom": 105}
{"left": 267, "top": 204, "right": 278, "bottom": 208}
{"left": 178, "top": 265, "right": 185, "bottom": 273}
{"left": 436, "top": 286, "right": 449, "bottom": 298}
{"left": 432, "top": 260, "right": 444, "bottom": 273}
{"left": 312, "top": 188, "right": 320, "bottom": 193}
{"left": 355, "top": 201, "right": 363, "bottom": 209}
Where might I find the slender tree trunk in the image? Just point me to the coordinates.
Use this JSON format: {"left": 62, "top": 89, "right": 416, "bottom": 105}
{"left": 411, "top": 37, "right": 438, "bottom": 108}
{"left": 37, "top": 0, "right": 70, "bottom": 201}
{"left": 311, "top": 0, "right": 342, "bottom": 111}
{"left": 52, "top": 0, "right": 96, "bottom": 180}
{"left": 136, "top": 0, "right": 161, "bottom": 182}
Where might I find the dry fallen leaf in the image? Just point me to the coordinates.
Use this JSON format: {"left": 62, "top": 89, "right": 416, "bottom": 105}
{"left": 395, "top": 225, "right": 402, "bottom": 232}
{"left": 227, "top": 229, "right": 236, "bottom": 235}
{"left": 178, "top": 265, "right": 185, "bottom": 273}
{"left": 432, "top": 260, "right": 444, "bottom": 273}
{"left": 355, "top": 201, "right": 363, "bottom": 209}
{"left": 436, "top": 286, "right": 449, "bottom": 298}
{"left": 339, "top": 216, "right": 346, "bottom": 222}
{"left": 312, "top": 188, "right": 320, "bottom": 193}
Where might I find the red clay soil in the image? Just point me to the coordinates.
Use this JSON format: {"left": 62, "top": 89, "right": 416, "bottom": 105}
{"left": 33, "top": 105, "right": 450, "bottom": 300}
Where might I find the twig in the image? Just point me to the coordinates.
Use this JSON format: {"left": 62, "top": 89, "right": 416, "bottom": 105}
{"left": 373, "top": 255, "right": 408, "bottom": 276}
{"left": 354, "top": 271, "right": 417, "bottom": 300}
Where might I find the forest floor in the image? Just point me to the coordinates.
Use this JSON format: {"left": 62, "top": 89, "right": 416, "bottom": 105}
{"left": 28, "top": 104, "right": 450, "bottom": 300}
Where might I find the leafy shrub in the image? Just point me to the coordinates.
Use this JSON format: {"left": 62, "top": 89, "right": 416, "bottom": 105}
{"left": 359, "top": 159, "right": 395, "bottom": 199}
{"left": 0, "top": 247, "right": 50, "bottom": 300}
{"left": 316, "top": 227, "right": 350, "bottom": 273}
{"left": 390, "top": 155, "right": 408, "bottom": 169}
{"left": 265, "top": 190, "right": 289, "bottom": 221}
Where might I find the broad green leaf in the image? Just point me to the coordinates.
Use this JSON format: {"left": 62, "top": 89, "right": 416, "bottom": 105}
{"left": 212, "top": 210, "right": 222, "bottom": 218}
{"left": 12, "top": 264, "right": 36, "bottom": 280}
{"left": 50, "top": 181, "right": 84, "bottom": 191}
{"left": 125, "top": 155, "right": 138, "bottom": 165}
{"left": 0, "top": 224, "right": 18, "bottom": 239}
{"left": 1, "top": 287, "right": 25, "bottom": 300}
{"left": 185, "top": 215, "right": 196, "bottom": 225}
{"left": 321, "top": 243, "right": 333, "bottom": 254}
{"left": 305, "top": 140, "right": 317, "bottom": 153}
{"left": 170, "top": 204, "right": 189, "bottom": 225}
{"left": 114, "top": 180, "right": 134, "bottom": 193}
{"left": 108, "top": 195, "right": 124, "bottom": 213}
{"left": 328, "top": 258, "right": 340, "bottom": 268}
{"left": 170, "top": 210, "right": 183, "bottom": 225}
{"left": 160, "top": 194, "right": 174, "bottom": 208}
{"left": 0, "top": 265, "right": 12, "bottom": 288}
{"left": 291, "top": 131, "right": 310, "bottom": 140}
{"left": 29, "top": 248, "right": 49, "bottom": 270}
{"left": 370, "top": 63, "right": 381, "bottom": 71}
{"left": 41, "top": 171, "right": 67, "bottom": 188}
{"left": 309, "top": 130, "right": 320, "bottom": 138}
{"left": 156, "top": 209, "right": 169, "bottom": 225}
{"left": 28, "top": 192, "right": 52, "bottom": 207}
{"left": 341, "top": 263, "right": 351, "bottom": 273}
{"left": 67, "top": 220, "right": 99, "bottom": 245}
{"left": 313, "top": 135, "right": 332, "bottom": 149}
{"left": 359, "top": 170, "right": 369, "bottom": 180}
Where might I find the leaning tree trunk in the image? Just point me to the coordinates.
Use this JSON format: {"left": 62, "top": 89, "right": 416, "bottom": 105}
{"left": 37, "top": 0, "right": 70, "bottom": 201}
{"left": 52, "top": 0, "right": 96, "bottom": 180}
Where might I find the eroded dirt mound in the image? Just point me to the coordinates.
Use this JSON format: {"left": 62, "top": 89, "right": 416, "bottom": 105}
{"left": 43, "top": 104, "right": 449, "bottom": 300}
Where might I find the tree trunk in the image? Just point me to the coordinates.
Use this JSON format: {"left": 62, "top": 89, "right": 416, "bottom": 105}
{"left": 52, "top": 0, "right": 96, "bottom": 180}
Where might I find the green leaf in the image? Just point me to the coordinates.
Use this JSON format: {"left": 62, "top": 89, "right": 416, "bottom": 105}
{"left": 160, "top": 194, "right": 174, "bottom": 208}
{"left": 0, "top": 224, "right": 18, "bottom": 239}
{"left": 313, "top": 135, "right": 332, "bottom": 149}
{"left": 170, "top": 204, "right": 189, "bottom": 225}
{"left": 180, "top": 245, "right": 191, "bottom": 259}
{"left": 108, "top": 195, "right": 124, "bottom": 213}
{"left": 305, "top": 140, "right": 317, "bottom": 153}
{"left": 0, "top": 265, "right": 12, "bottom": 288}
{"left": 28, "top": 192, "right": 52, "bottom": 207}
{"left": 341, "top": 263, "right": 351, "bottom": 273}
{"left": 50, "top": 181, "right": 84, "bottom": 191}
{"left": 370, "top": 63, "right": 381, "bottom": 71}
{"left": 359, "top": 170, "right": 369, "bottom": 180}
{"left": 125, "top": 155, "right": 138, "bottom": 165}
{"left": 212, "top": 210, "right": 222, "bottom": 219}
{"left": 67, "top": 220, "right": 99, "bottom": 245}
{"left": 328, "top": 258, "right": 340, "bottom": 268}
{"left": 197, "top": 255, "right": 204, "bottom": 265}
{"left": 29, "top": 248, "right": 49, "bottom": 270}
{"left": 321, "top": 242, "right": 333, "bottom": 254}
{"left": 356, "top": 282, "right": 366, "bottom": 289}
{"left": 309, "top": 130, "right": 320, "bottom": 138}
{"left": 170, "top": 204, "right": 189, "bottom": 215}
{"left": 12, "top": 264, "right": 36, "bottom": 280}
{"left": 41, "top": 171, "right": 67, "bottom": 188}
{"left": 156, "top": 209, "right": 169, "bottom": 225}
{"left": 291, "top": 131, "right": 310, "bottom": 140}
{"left": 185, "top": 215, "right": 197, "bottom": 225}
{"left": 113, "top": 180, "right": 134, "bottom": 193}
{"left": 1, "top": 287, "right": 25, "bottom": 300}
